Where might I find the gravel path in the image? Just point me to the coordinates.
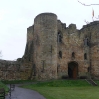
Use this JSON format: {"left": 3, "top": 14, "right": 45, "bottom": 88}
{"left": 5, "top": 85, "right": 46, "bottom": 99}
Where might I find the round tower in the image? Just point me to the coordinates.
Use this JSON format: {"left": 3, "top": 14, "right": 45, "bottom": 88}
{"left": 33, "top": 13, "right": 57, "bottom": 80}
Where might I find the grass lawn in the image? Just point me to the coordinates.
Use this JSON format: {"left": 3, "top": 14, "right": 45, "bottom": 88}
{"left": 95, "top": 80, "right": 99, "bottom": 85}
{"left": 0, "top": 81, "right": 9, "bottom": 92}
{"left": 2, "top": 80, "right": 34, "bottom": 84}
{"left": 22, "top": 80, "right": 99, "bottom": 99}
{"left": 31, "top": 87, "right": 99, "bottom": 99}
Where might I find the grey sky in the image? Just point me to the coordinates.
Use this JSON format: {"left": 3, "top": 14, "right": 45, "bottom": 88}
{"left": 0, "top": 0, "right": 99, "bottom": 60}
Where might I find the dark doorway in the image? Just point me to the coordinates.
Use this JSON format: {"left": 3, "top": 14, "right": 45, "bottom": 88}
{"left": 68, "top": 61, "right": 78, "bottom": 79}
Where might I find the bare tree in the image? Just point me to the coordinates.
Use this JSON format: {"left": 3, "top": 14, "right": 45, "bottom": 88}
{"left": 77, "top": 0, "right": 99, "bottom": 23}
{"left": 77, "top": 1, "right": 99, "bottom": 6}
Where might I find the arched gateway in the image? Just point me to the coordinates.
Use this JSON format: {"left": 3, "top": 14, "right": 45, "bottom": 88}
{"left": 68, "top": 61, "right": 78, "bottom": 79}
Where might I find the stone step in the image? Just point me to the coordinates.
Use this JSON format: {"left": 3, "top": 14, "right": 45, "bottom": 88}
{"left": 85, "top": 79, "right": 97, "bottom": 86}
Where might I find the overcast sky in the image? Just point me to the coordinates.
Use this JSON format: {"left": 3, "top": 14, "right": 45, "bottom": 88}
{"left": 0, "top": 0, "right": 99, "bottom": 60}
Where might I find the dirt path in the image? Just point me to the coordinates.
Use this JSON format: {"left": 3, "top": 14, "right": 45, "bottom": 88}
{"left": 5, "top": 85, "right": 46, "bottom": 99}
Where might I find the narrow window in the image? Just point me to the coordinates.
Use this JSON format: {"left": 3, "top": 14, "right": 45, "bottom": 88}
{"left": 59, "top": 51, "right": 62, "bottom": 58}
{"left": 57, "top": 32, "right": 62, "bottom": 43}
{"left": 87, "top": 67, "right": 90, "bottom": 72}
{"left": 57, "top": 64, "right": 60, "bottom": 73}
{"left": 72, "top": 52, "right": 75, "bottom": 58}
{"left": 84, "top": 53, "right": 87, "bottom": 60}
{"left": 33, "top": 64, "right": 36, "bottom": 76}
{"left": 29, "top": 56, "right": 31, "bottom": 61}
{"left": 87, "top": 38, "right": 89, "bottom": 46}
{"left": 84, "top": 37, "right": 89, "bottom": 46}
{"left": 41, "top": 60, "right": 45, "bottom": 72}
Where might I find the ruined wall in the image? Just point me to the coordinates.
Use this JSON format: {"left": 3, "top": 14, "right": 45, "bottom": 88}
{"left": 0, "top": 58, "right": 34, "bottom": 80}
{"left": 57, "top": 21, "right": 89, "bottom": 79}
{"left": 0, "top": 59, "right": 21, "bottom": 80}
{"left": 72, "top": 21, "right": 99, "bottom": 79}
{"left": 20, "top": 25, "right": 35, "bottom": 80}
{"left": 0, "top": 13, "right": 99, "bottom": 81}
{"left": 24, "top": 25, "right": 34, "bottom": 60}
{"left": 88, "top": 22, "right": 99, "bottom": 79}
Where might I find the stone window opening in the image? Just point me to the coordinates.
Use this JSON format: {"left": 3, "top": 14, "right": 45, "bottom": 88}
{"left": 41, "top": 60, "right": 45, "bottom": 72}
{"left": 84, "top": 37, "right": 89, "bottom": 46}
{"left": 29, "top": 57, "right": 31, "bottom": 61}
{"left": 72, "top": 52, "right": 75, "bottom": 58}
{"left": 33, "top": 64, "right": 36, "bottom": 76}
{"left": 87, "top": 38, "right": 89, "bottom": 46}
{"left": 57, "top": 64, "right": 60, "bottom": 73}
{"left": 84, "top": 53, "right": 87, "bottom": 60}
{"left": 87, "top": 67, "right": 90, "bottom": 72}
{"left": 57, "top": 32, "right": 62, "bottom": 43}
{"left": 59, "top": 51, "right": 62, "bottom": 58}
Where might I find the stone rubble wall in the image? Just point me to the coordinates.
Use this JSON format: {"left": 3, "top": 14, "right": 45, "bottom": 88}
{"left": 0, "top": 13, "right": 99, "bottom": 80}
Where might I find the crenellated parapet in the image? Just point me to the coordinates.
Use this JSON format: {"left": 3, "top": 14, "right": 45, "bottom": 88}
{"left": 1, "top": 13, "right": 99, "bottom": 80}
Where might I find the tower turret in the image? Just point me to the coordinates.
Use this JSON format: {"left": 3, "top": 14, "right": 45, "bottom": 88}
{"left": 33, "top": 13, "right": 57, "bottom": 80}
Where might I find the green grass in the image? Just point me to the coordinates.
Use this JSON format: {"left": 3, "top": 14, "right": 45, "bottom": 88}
{"left": 22, "top": 80, "right": 99, "bottom": 99}
{"left": 31, "top": 87, "right": 99, "bottom": 99}
{"left": 23, "top": 79, "right": 91, "bottom": 87}
{"left": 1, "top": 80, "right": 35, "bottom": 84}
{"left": 95, "top": 80, "right": 99, "bottom": 85}
{"left": 0, "top": 81, "right": 9, "bottom": 92}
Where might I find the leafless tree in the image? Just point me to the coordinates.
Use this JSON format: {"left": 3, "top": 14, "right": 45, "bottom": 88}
{"left": 84, "top": 20, "right": 90, "bottom": 24}
{"left": 77, "top": 0, "right": 99, "bottom": 23}
{"left": 77, "top": 1, "right": 99, "bottom": 6}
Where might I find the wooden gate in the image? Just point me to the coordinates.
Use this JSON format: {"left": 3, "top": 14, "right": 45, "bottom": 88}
{"left": 68, "top": 61, "right": 78, "bottom": 79}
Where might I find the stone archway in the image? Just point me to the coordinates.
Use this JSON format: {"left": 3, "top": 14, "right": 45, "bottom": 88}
{"left": 68, "top": 61, "right": 78, "bottom": 79}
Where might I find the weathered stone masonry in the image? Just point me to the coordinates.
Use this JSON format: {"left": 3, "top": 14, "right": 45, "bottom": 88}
{"left": 0, "top": 13, "right": 99, "bottom": 80}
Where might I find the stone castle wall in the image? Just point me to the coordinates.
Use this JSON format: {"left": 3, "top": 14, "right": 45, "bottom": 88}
{"left": 0, "top": 13, "right": 99, "bottom": 80}
{"left": 33, "top": 13, "right": 57, "bottom": 80}
{"left": 0, "top": 59, "right": 20, "bottom": 80}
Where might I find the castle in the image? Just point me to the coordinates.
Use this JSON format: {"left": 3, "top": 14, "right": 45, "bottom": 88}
{"left": 0, "top": 13, "right": 99, "bottom": 80}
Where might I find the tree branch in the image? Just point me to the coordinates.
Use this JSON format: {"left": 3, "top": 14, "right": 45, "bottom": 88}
{"left": 77, "top": 0, "right": 99, "bottom": 6}
{"left": 84, "top": 20, "right": 90, "bottom": 24}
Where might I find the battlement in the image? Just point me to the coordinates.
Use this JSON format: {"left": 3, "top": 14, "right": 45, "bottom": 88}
{"left": 82, "top": 21, "right": 99, "bottom": 29}
{"left": 68, "top": 24, "right": 77, "bottom": 29}
{"left": 1, "top": 13, "right": 99, "bottom": 81}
